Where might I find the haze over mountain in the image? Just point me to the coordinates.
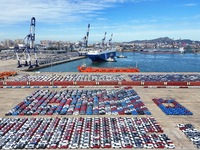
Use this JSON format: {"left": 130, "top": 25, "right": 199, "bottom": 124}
{"left": 127, "top": 37, "right": 200, "bottom": 44}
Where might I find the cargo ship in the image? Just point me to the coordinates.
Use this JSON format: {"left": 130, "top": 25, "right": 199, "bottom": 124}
{"left": 87, "top": 48, "right": 116, "bottom": 62}
{"left": 87, "top": 32, "right": 116, "bottom": 62}
{"left": 77, "top": 64, "right": 140, "bottom": 73}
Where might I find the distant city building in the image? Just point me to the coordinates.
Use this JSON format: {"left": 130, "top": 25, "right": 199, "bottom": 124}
{"left": 4, "top": 39, "right": 14, "bottom": 48}
{"left": 0, "top": 37, "right": 200, "bottom": 51}
{"left": 0, "top": 41, "right": 4, "bottom": 46}
{"left": 14, "top": 39, "right": 24, "bottom": 44}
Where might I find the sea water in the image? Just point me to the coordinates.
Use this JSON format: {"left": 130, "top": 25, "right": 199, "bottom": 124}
{"left": 34, "top": 52, "right": 200, "bottom": 72}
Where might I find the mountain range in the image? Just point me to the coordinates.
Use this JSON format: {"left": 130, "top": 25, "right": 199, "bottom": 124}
{"left": 126, "top": 37, "right": 200, "bottom": 44}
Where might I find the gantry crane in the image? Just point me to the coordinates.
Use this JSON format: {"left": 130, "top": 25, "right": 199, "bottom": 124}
{"left": 82, "top": 24, "right": 90, "bottom": 48}
{"left": 16, "top": 17, "right": 39, "bottom": 68}
{"left": 108, "top": 33, "right": 113, "bottom": 47}
{"left": 79, "top": 24, "right": 90, "bottom": 56}
{"left": 102, "top": 32, "right": 107, "bottom": 48}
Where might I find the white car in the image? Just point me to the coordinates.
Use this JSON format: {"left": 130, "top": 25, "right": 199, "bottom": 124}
{"left": 177, "top": 124, "right": 185, "bottom": 128}
{"left": 69, "top": 144, "right": 79, "bottom": 149}
{"left": 58, "top": 141, "right": 69, "bottom": 148}
{"left": 80, "top": 144, "right": 89, "bottom": 149}
{"left": 143, "top": 143, "right": 154, "bottom": 149}
{"left": 165, "top": 143, "right": 175, "bottom": 149}
{"left": 112, "top": 142, "right": 122, "bottom": 148}
{"left": 190, "top": 137, "right": 200, "bottom": 142}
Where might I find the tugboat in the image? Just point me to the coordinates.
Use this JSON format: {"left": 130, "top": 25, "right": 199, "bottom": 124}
{"left": 77, "top": 64, "right": 139, "bottom": 73}
{"left": 87, "top": 32, "right": 116, "bottom": 62}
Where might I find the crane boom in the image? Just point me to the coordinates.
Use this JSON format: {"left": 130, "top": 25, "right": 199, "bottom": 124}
{"left": 30, "top": 17, "right": 35, "bottom": 49}
{"left": 109, "top": 33, "right": 113, "bottom": 46}
{"left": 85, "top": 24, "right": 90, "bottom": 47}
{"left": 102, "top": 32, "right": 107, "bottom": 48}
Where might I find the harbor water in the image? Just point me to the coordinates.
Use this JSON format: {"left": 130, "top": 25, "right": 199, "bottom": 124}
{"left": 35, "top": 52, "right": 200, "bottom": 72}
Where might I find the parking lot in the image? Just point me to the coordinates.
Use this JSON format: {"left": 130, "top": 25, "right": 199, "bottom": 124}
{"left": 0, "top": 86, "right": 199, "bottom": 149}
{"left": 5, "top": 88, "right": 151, "bottom": 116}
{"left": 13, "top": 74, "right": 126, "bottom": 82}
{"left": 10, "top": 73, "right": 200, "bottom": 82}
{"left": 129, "top": 74, "right": 200, "bottom": 82}
{"left": 0, "top": 117, "right": 174, "bottom": 149}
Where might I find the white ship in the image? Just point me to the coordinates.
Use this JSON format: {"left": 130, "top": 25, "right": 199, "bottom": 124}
{"left": 87, "top": 32, "right": 116, "bottom": 62}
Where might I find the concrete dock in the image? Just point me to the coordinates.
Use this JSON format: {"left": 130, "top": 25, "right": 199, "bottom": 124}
{"left": 0, "top": 58, "right": 200, "bottom": 150}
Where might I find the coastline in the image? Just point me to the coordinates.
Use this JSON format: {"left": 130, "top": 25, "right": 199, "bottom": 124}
{"left": 0, "top": 56, "right": 200, "bottom": 150}
{"left": 23, "top": 56, "right": 86, "bottom": 71}
{"left": 119, "top": 48, "right": 200, "bottom": 54}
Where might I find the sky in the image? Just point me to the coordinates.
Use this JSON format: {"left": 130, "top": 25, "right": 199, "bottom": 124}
{"left": 0, "top": 0, "right": 200, "bottom": 43}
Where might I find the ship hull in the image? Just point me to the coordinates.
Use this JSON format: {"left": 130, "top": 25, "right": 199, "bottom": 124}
{"left": 78, "top": 66, "right": 140, "bottom": 73}
{"left": 87, "top": 49, "right": 116, "bottom": 62}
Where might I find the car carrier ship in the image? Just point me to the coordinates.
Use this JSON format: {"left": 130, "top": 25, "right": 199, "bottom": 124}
{"left": 87, "top": 32, "right": 116, "bottom": 62}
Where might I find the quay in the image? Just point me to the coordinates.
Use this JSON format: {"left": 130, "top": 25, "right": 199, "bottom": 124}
{"left": 23, "top": 56, "right": 86, "bottom": 71}
{"left": 0, "top": 57, "right": 200, "bottom": 150}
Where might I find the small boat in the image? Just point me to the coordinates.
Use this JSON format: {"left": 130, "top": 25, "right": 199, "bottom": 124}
{"left": 77, "top": 64, "right": 140, "bottom": 73}
{"left": 117, "top": 54, "right": 127, "bottom": 58}
{"left": 179, "top": 47, "right": 185, "bottom": 53}
{"left": 106, "top": 57, "right": 117, "bottom": 62}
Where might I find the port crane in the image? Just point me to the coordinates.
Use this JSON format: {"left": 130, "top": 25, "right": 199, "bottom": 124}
{"left": 101, "top": 33, "right": 113, "bottom": 48}
{"left": 79, "top": 24, "right": 90, "bottom": 56}
{"left": 102, "top": 32, "right": 107, "bottom": 48}
{"left": 15, "top": 17, "right": 39, "bottom": 68}
{"left": 85, "top": 23, "right": 90, "bottom": 48}
{"left": 108, "top": 33, "right": 113, "bottom": 47}
{"left": 81, "top": 24, "right": 90, "bottom": 48}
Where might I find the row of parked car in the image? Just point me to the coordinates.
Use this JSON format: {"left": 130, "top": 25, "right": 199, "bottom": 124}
{"left": 129, "top": 74, "right": 200, "bottom": 82}
{"left": 152, "top": 98, "right": 193, "bottom": 115}
{"left": 6, "top": 89, "right": 151, "bottom": 116}
{"left": 39, "top": 54, "right": 70, "bottom": 65}
{"left": 14, "top": 73, "right": 200, "bottom": 82}
{"left": 177, "top": 124, "right": 200, "bottom": 149}
{"left": 0, "top": 117, "right": 175, "bottom": 149}
{"left": 14, "top": 74, "right": 126, "bottom": 82}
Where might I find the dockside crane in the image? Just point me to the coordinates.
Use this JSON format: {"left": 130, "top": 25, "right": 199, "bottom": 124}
{"left": 85, "top": 24, "right": 90, "bottom": 48}
{"left": 15, "top": 41, "right": 29, "bottom": 68}
{"left": 27, "top": 17, "right": 39, "bottom": 68}
{"left": 82, "top": 24, "right": 90, "bottom": 48}
{"left": 14, "top": 48, "right": 23, "bottom": 68}
{"left": 108, "top": 33, "right": 113, "bottom": 47}
{"left": 16, "top": 17, "right": 39, "bottom": 68}
{"left": 79, "top": 24, "right": 90, "bottom": 56}
{"left": 102, "top": 32, "right": 107, "bottom": 48}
